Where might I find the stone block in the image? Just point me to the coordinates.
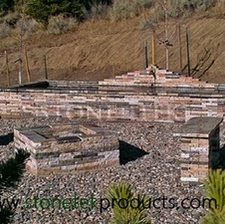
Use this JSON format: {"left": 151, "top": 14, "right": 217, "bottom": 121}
{"left": 15, "top": 123, "right": 119, "bottom": 176}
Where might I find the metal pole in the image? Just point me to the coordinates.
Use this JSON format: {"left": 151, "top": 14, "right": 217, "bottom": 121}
{"left": 186, "top": 26, "right": 191, "bottom": 77}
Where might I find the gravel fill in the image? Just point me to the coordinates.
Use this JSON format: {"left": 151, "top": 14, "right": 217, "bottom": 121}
{"left": 0, "top": 117, "right": 207, "bottom": 224}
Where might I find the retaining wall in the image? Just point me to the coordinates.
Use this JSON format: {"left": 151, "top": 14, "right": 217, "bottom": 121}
{"left": 1, "top": 68, "right": 225, "bottom": 122}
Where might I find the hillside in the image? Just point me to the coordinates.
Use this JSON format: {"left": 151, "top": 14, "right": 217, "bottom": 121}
{"left": 0, "top": 14, "right": 225, "bottom": 86}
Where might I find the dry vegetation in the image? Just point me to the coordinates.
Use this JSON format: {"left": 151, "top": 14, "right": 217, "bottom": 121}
{"left": 0, "top": 0, "right": 225, "bottom": 86}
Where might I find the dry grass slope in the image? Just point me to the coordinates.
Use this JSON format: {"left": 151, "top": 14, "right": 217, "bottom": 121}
{"left": 0, "top": 13, "right": 225, "bottom": 86}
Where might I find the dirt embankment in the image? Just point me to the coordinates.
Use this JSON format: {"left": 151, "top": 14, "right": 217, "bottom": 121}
{"left": 0, "top": 15, "right": 225, "bottom": 86}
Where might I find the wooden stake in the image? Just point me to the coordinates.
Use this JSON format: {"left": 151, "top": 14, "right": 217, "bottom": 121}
{"left": 164, "top": 0, "right": 169, "bottom": 70}
{"left": 144, "top": 41, "right": 149, "bottom": 69}
{"left": 151, "top": 32, "right": 155, "bottom": 65}
{"left": 186, "top": 26, "right": 191, "bottom": 77}
{"left": 178, "top": 24, "right": 183, "bottom": 74}
{"left": 5, "top": 50, "right": 10, "bottom": 86}
{"left": 44, "top": 53, "right": 48, "bottom": 80}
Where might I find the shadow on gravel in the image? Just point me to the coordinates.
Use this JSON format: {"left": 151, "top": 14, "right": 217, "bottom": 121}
{"left": 0, "top": 150, "right": 29, "bottom": 224}
{"left": 0, "top": 133, "right": 13, "bottom": 145}
{"left": 119, "top": 140, "right": 149, "bottom": 165}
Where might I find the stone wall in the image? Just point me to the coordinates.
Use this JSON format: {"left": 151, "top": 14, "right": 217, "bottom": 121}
{"left": 0, "top": 67, "right": 225, "bottom": 123}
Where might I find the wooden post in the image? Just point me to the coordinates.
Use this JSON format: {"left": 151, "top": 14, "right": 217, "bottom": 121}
{"left": 44, "top": 53, "right": 48, "bottom": 80}
{"left": 144, "top": 41, "right": 149, "bottom": 69}
{"left": 178, "top": 24, "right": 183, "bottom": 74}
{"left": 5, "top": 50, "right": 10, "bottom": 86}
{"left": 186, "top": 26, "right": 191, "bottom": 77}
{"left": 164, "top": 0, "right": 169, "bottom": 70}
{"left": 24, "top": 46, "right": 31, "bottom": 82}
{"left": 151, "top": 32, "right": 155, "bottom": 65}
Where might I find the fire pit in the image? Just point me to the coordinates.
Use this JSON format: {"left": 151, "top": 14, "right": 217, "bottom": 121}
{"left": 14, "top": 122, "right": 119, "bottom": 176}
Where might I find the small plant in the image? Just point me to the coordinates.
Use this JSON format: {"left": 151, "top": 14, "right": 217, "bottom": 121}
{"left": 15, "top": 17, "right": 40, "bottom": 37}
{"left": 0, "top": 149, "right": 29, "bottom": 224}
{"left": 3, "top": 12, "right": 20, "bottom": 27}
{"left": 47, "top": 15, "right": 78, "bottom": 35}
{"left": 201, "top": 169, "right": 225, "bottom": 224}
{"left": 170, "top": 0, "right": 216, "bottom": 18}
{"left": 0, "top": 149, "right": 30, "bottom": 190}
{"left": 0, "top": 22, "right": 11, "bottom": 38}
{"left": 107, "top": 181, "right": 151, "bottom": 224}
{"left": 82, "top": 0, "right": 109, "bottom": 20}
{"left": 140, "top": 16, "right": 156, "bottom": 30}
{"left": 110, "top": 0, "right": 153, "bottom": 21}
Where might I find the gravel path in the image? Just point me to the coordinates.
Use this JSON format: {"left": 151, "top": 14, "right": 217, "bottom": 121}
{"left": 0, "top": 117, "right": 206, "bottom": 224}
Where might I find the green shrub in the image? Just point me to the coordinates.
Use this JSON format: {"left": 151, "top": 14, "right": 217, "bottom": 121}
{"left": 0, "top": 0, "right": 14, "bottom": 15}
{"left": 107, "top": 181, "right": 151, "bottom": 224}
{"left": 201, "top": 169, "right": 225, "bottom": 224}
{"left": 14, "top": 0, "right": 84, "bottom": 26}
{"left": 14, "top": 0, "right": 50, "bottom": 26}
{"left": 0, "top": 149, "right": 29, "bottom": 224}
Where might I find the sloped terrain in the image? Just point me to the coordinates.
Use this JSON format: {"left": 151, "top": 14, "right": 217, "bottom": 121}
{"left": 0, "top": 14, "right": 225, "bottom": 86}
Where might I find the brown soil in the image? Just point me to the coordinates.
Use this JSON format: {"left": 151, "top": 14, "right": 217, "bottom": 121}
{"left": 1, "top": 14, "right": 225, "bottom": 86}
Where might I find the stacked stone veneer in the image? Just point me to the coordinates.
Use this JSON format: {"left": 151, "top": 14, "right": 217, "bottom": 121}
{"left": 1, "top": 67, "right": 225, "bottom": 122}
{"left": 14, "top": 123, "right": 119, "bottom": 176}
{"left": 173, "top": 117, "right": 223, "bottom": 182}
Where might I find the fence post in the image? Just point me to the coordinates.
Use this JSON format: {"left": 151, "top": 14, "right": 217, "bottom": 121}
{"left": 44, "top": 53, "right": 48, "bottom": 80}
{"left": 144, "top": 40, "right": 149, "bottom": 69}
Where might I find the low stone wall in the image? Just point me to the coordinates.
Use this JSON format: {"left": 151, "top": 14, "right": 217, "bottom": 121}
{"left": 0, "top": 67, "right": 225, "bottom": 123}
{"left": 14, "top": 123, "right": 119, "bottom": 176}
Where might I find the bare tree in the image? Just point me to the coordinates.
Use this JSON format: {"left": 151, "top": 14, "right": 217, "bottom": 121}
{"left": 14, "top": 0, "right": 30, "bottom": 84}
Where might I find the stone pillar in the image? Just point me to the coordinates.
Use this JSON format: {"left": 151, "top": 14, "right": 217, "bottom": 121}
{"left": 173, "top": 117, "right": 223, "bottom": 182}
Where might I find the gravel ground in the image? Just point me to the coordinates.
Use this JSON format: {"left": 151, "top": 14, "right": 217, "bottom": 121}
{"left": 0, "top": 117, "right": 208, "bottom": 224}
